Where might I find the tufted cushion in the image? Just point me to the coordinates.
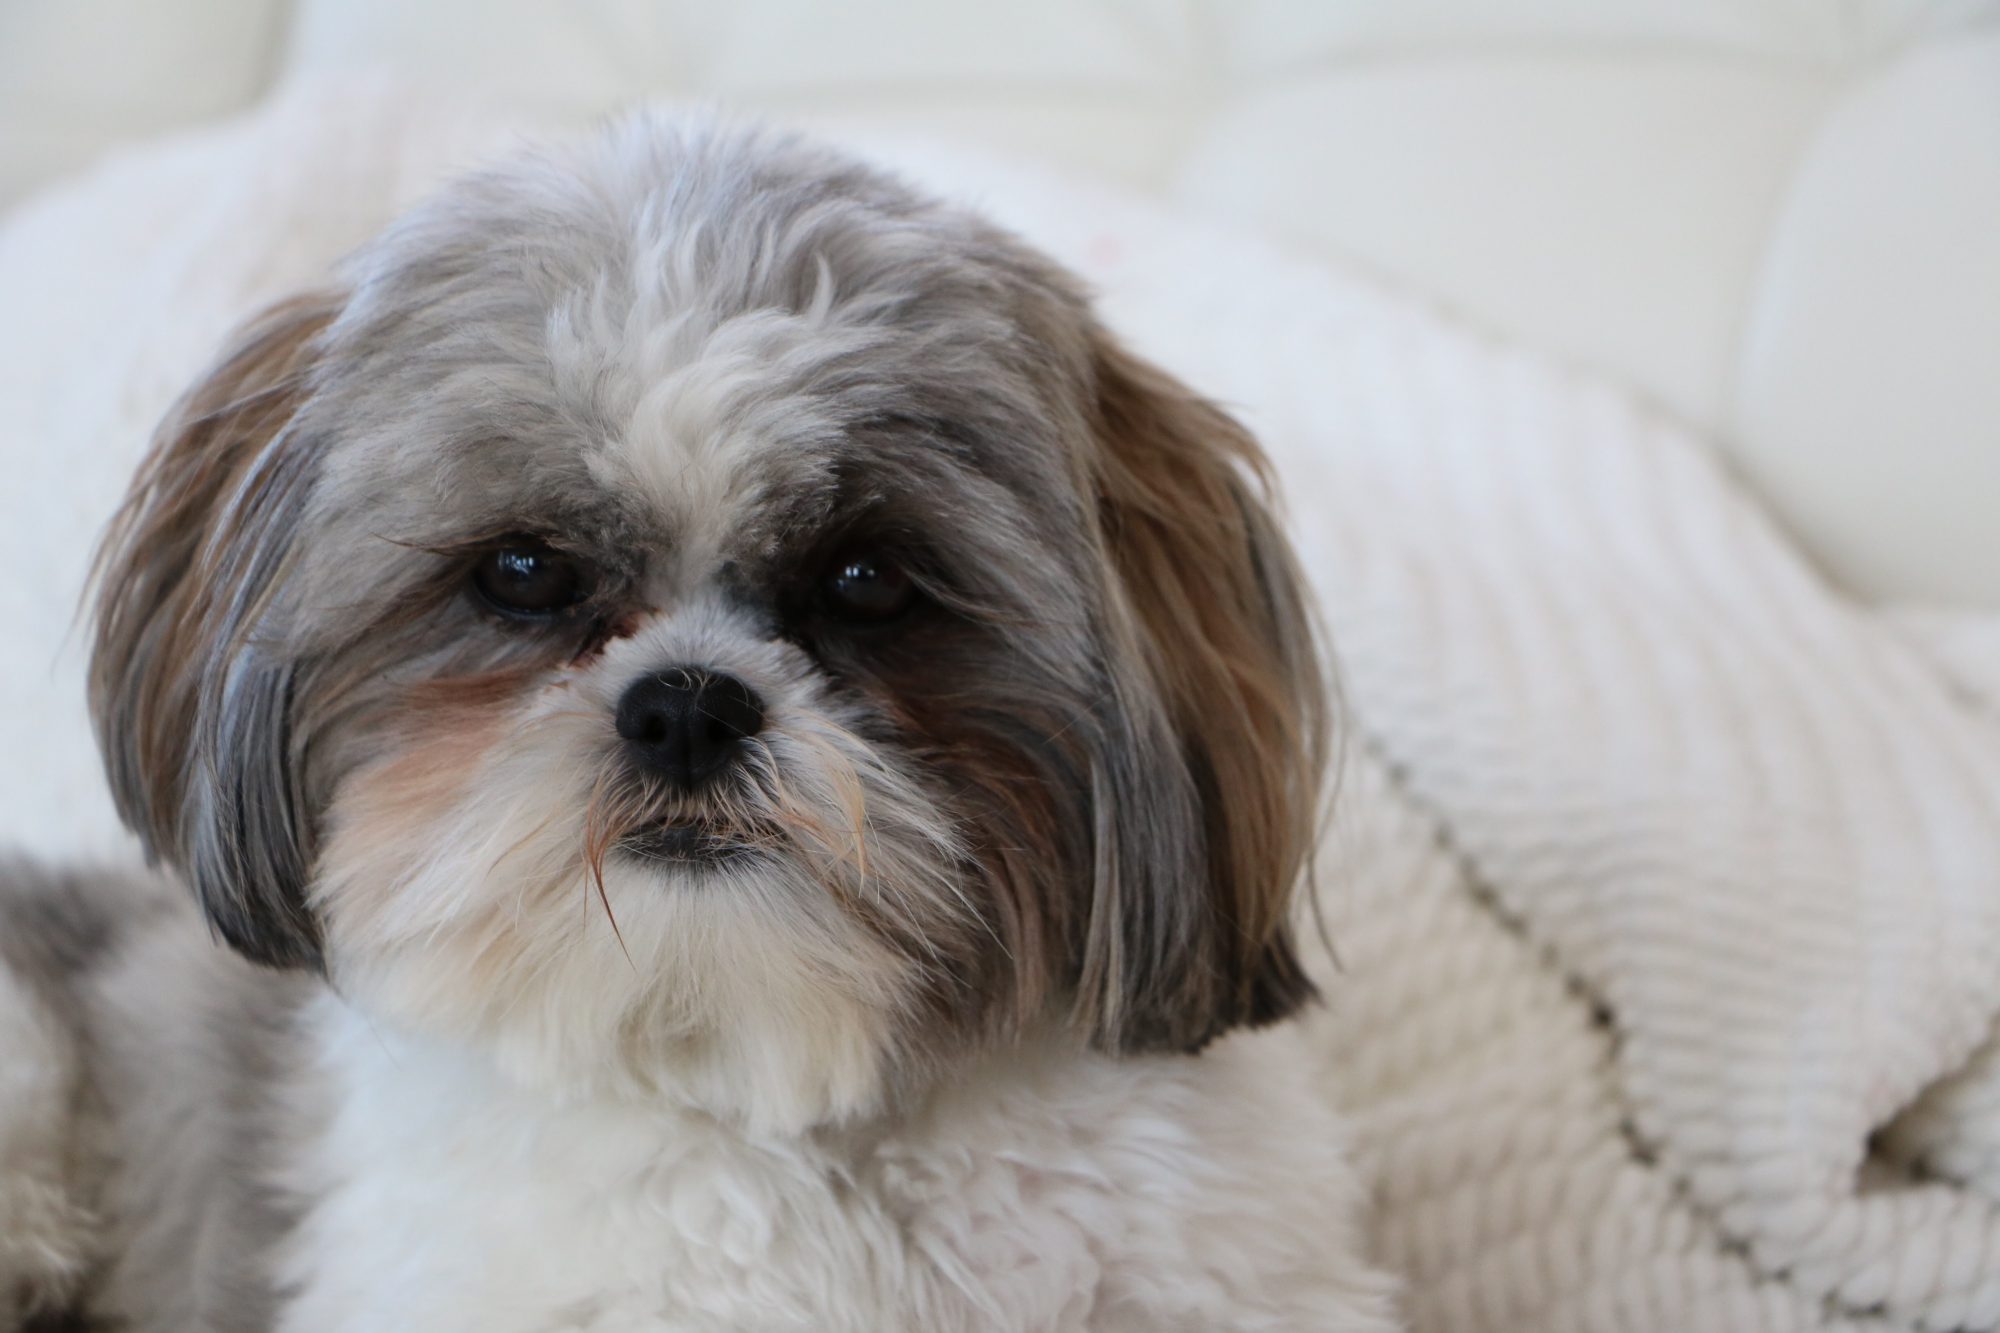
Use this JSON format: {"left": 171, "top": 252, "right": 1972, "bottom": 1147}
{"left": 1, "top": 0, "right": 1996, "bottom": 606}
{"left": 1731, "top": 31, "right": 2000, "bottom": 606}
{"left": 0, "top": 0, "right": 286, "bottom": 202}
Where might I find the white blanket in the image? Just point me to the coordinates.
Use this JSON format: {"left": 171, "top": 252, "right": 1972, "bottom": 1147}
{"left": 4, "top": 81, "right": 1998, "bottom": 1333}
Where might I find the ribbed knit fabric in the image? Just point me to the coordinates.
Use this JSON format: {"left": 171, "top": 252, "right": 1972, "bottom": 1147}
{"left": 3, "top": 80, "right": 1995, "bottom": 1333}
{"left": 999, "top": 155, "right": 2000, "bottom": 1333}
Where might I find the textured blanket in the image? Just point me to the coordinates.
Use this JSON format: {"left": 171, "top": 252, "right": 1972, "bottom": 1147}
{"left": 3, "top": 81, "right": 1998, "bottom": 1333}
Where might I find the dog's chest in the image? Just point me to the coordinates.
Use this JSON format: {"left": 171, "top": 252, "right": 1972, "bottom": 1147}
{"left": 268, "top": 1016, "right": 1105, "bottom": 1333}
{"left": 277, "top": 1107, "right": 901, "bottom": 1332}
{"left": 262, "top": 1004, "right": 1376, "bottom": 1333}
{"left": 276, "top": 1077, "right": 891, "bottom": 1329}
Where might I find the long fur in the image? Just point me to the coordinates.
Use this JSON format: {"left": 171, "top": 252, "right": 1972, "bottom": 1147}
{"left": 1, "top": 116, "right": 1396, "bottom": 1331}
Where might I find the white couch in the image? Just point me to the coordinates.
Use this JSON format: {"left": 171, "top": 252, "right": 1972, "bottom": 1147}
{"left": 3, "top": 0, "right": 1996, "bottom": 609}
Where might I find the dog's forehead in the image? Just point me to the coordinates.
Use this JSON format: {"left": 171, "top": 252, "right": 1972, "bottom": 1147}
{"left": 311, "top": 122, "right": 1095, "bottom": 578}
{"left": 544, "top": 241, "right": 922, "bottom": 567}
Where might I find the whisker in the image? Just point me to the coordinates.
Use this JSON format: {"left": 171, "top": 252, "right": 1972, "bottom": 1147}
{"left": 579, "top": 768, "right": 637, "bottom": 970}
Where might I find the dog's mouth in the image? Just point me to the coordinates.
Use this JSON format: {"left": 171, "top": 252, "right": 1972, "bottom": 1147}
{"left": 616, "top": 816, "right": 767, "bottom": 866}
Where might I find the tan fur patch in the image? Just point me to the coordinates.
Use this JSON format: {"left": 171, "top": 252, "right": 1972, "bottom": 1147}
{"left": 318, "top": 669, "right": 538, "bottom": 927}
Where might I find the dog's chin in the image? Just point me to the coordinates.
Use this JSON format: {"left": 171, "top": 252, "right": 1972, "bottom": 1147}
{"left": 324, "top": 843, "right": 913, "bottom": 1131}
{"left": 317, "top": 791, "right": 930, "bottom": 1132}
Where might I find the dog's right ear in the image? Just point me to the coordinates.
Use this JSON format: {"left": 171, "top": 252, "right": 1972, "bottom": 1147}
{"left": 89, "top": 293, "right": 344, "bottom": 970}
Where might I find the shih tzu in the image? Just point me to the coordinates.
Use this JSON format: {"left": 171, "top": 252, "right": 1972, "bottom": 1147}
{"left": 0, "top": 117, "right": 1396, "bottom": 1331}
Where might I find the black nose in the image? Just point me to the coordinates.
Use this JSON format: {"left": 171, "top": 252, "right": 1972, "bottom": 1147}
{"left": 615, "top": 667, "right": 765, "bottom": 791}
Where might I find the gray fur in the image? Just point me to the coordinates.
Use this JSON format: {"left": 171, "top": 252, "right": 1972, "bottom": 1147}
{"left": 0, "top": 864, "right": 131, "bottom": 998}
{"left": 0, "top": 860, "right": 307, "bottom": 1331}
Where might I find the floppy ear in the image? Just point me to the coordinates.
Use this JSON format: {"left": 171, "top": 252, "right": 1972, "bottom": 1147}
{"left": 90, "top": 294, "right": 343, "bottom": 970}
{"left": 1080, "top": 329, "right": 1328, "bottom": 1053}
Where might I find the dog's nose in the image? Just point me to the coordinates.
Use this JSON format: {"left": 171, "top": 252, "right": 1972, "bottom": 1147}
{"left": 615, "top": 667, "right": 765, "bottom": 791}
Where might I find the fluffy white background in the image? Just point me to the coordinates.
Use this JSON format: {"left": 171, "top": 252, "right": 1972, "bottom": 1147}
{"left": 5, "top": 79, "right": 2000, "bottom": 1332}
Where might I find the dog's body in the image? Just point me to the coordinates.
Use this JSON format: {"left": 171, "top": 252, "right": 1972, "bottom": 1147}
{"left": 1, "top": 867, "right": 1384, "bottom": 1331}
{"left": 0, "top": 117, "right": 1395, "bottom": 1331}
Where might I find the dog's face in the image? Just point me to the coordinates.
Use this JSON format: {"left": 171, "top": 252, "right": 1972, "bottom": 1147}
{"left": 89, "top": 120, "right": 1325, "bottom": 1129}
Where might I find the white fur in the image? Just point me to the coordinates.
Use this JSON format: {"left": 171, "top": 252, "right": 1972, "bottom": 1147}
{"left": 273, "top": 992, "right": 1394, "bottom": 1333}
{"left": 316, "top": 606, "right": 960, "bottom": 1133}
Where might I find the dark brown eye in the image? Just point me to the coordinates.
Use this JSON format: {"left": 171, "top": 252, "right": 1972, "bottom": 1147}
{"left": 471, "top": 541, "right": 589, "bottom": 617}
{"left": 821, "top": 549, "right": 917, "bottom": 624}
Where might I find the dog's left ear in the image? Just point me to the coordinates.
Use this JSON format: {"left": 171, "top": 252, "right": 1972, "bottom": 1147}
{"left": 1080, "top": 329, "right": 1328, "bottom": 1053}
{"left": 89, "top": 293, "right": 344, "bottom": 970}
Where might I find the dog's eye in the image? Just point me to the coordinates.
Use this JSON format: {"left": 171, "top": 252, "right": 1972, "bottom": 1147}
{"left": 820, "top": 549, "right": 917, "bottom": 624}
{"left": 471, "top": 540, "right": 590, "bottom": 618}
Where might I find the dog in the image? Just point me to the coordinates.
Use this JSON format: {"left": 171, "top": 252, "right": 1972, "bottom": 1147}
{"left": 0, "top": 116, "right": 1397, "bottom": 1332}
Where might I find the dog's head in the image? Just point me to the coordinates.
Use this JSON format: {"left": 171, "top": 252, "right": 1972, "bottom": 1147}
{"left": 89, "top": 119, "right": 1327, "bottom": 1128}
